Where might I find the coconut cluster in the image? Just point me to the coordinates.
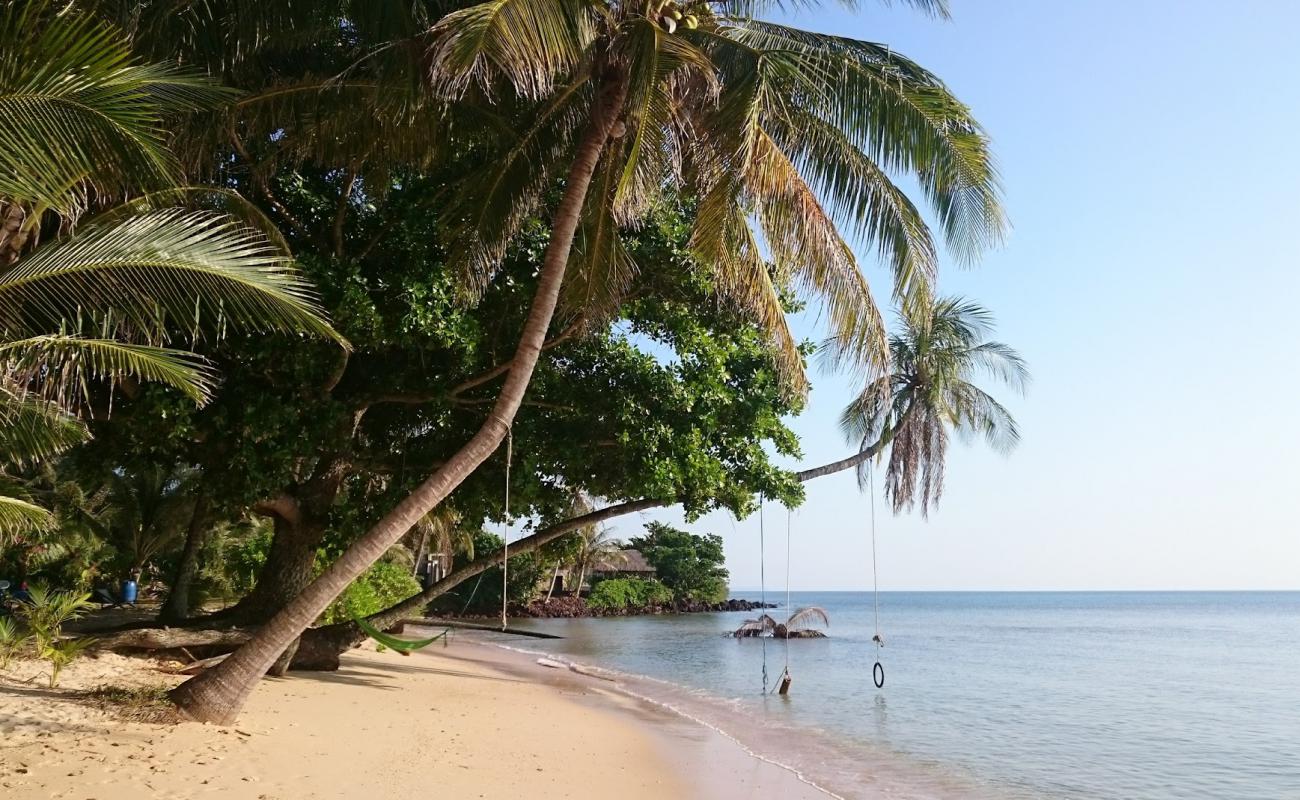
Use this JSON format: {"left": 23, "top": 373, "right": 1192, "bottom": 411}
{"left": 654, "top": 1, "right": 699, "bottom": 34}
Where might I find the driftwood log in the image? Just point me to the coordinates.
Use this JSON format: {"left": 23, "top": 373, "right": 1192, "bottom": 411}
{"left": 91, "top": 627, "right": 254, "bottom": 653}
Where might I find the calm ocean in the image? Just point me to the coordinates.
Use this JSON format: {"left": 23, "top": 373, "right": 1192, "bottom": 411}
{"left": 474, "top": 591, "right": 1300, "bottom": 799}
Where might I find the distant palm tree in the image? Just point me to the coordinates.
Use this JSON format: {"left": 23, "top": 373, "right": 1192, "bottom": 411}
{"left": 0, "top": 1, "right": 343, "bottom": 540}
{"left": 801, "top": 296, "right": 1028, "bottom": 515}
{"left": 567, "top": 524, "right": 628, "bottom": 598}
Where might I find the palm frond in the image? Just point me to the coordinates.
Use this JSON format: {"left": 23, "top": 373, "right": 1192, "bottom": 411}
{"left": 0, "top": 0, "right": 234, "bottom": 216}
{"left": 427, "top": 0, "right": 599, "bottom": 100}
{"left": 0, "top": 494, "right": 52, "bottom": 539}
{"left": 0, "top": 385, "right": 88, "bottom": 466}
{"left": 719, "top": 19, "right": 1005, "bottom": 265}
{"left": 444, "top": 72, "right": 595, "bottom": 295}
{"left": 786, "top": 605, "right": 829, "bottom": 631}
{"left": 0, "top": 335, "right": 217, "bottom": 407}
{"left": 560, "top": 153, "right": 639, "bottom": 325}
{"left": 690, "top": 181, "right": 808, "bottom": 396}
{"left": 0, "top": 209, "right": 346, "bottom": 348}
{"left": 611, "top": 18, "right": 717, "bottom": 223}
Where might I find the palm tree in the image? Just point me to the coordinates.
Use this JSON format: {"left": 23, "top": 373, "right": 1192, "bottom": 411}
{"left": 567, "top": 524, "right": 627, "bottom": 597}
{"left": 799, "top": 296, "right": 1028, "bottom": 514}
{"left": 172, "top": 0, "right": 1004, "bottom": 722}
{"left": 0, "top": 2, "right": 344, "bottom": 538}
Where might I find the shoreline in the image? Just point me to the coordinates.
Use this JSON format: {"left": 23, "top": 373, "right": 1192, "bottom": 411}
{"left": 0, "top": 639, "right": 827, "bottom": 799}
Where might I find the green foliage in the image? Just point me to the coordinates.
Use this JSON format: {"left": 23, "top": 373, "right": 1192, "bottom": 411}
{"left": 218, "top": 523, "right": 276, "bottom": 598}
{"left": 629, "top": 522, "right": 729, "bottom": 604}
{"left": 12, "top": 584, "right": 94, "bottom": 685}
{"left": 587, "top": 577, "right": 673, "bottom": 611}
{"left": 44, "top": 635, "right": 95, "bottom": 688}
{"left": 318, "top": 558, "right": 421, "bottom": 626}
{"left": 0, "top": 616, "right": 24, "bottom": 668}
{"left": 0, "top": 0, "right": 340, "bottom": 547}
{"left": 432, "top": 529, "right": 544, "bottom": 615}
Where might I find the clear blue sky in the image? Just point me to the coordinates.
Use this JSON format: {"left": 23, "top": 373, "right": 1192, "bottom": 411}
{"left": 607, "top": 0, "right": 1300, "bottom": 591}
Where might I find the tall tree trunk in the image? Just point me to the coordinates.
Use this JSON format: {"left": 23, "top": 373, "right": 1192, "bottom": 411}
{"left": 230, "top": 515, "right": 326, "bottom": 624}
{"left": 545, "top": 562, "right": 561, "bottom": 601}
{"left": 158, "top": 493, "right": 212, "bottom": 623}
{"left": 169, "top": 75, "right": 630, "bottom": 723}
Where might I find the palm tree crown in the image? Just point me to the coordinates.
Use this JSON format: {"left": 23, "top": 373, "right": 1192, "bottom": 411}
{"left": 840, "top": 295, "right": 1028, "bottom": 515}
{"left": 428, "top": 0, "right": 1004, "bottom": 391}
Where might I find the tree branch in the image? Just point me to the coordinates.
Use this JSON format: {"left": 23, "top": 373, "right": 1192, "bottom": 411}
{"left": 251, "top": 493, "right": 301, "bottom": 527}
{"left": 446, "top": 316, "right": 585, "bottom": 402}
{"left": 227, "top": 122, "right": 312, "bottom": 239}
{"left": 333, "top": 167, "right": 359, "bottom": 258}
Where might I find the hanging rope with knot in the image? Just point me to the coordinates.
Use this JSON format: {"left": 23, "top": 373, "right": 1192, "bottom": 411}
{"left": 500, "top": 428, "right": 513, "bottom": 631}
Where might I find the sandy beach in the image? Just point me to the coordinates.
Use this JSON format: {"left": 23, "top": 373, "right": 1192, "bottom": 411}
{"left": 0, "top": 638, "right": 829, "bottom": 800}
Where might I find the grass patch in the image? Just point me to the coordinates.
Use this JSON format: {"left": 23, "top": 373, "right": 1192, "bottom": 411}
{"left": 82, "top": 685, "right": 181, "bottom": 724}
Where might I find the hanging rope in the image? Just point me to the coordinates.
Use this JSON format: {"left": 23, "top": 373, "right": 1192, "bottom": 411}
{"left": 759, "top": 496, "right": 768, "bottom": 695}
{"left": 775, "top": 505, "right": 793, "bottom": 695}
{"left": 870, "top": 468, "right": 885, "bottom": 689}
{"left": 500, "top": 428, "right": 513, "bottom": 631}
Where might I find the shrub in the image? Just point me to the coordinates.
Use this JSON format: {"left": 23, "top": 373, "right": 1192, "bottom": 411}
{"left": 0, "top": 617, "right": 25, "bottom": 669}
{"left": 319, "top": 559, "right": 421, "bottom": 625}
{"left": 587, "top": 578, "right": 673, "bottom": 611}
{"left": 14, "top": 585, "right": 95, "bottom": 686}
{"left": 629, "top": 523, "right": 730, "bottom": 604}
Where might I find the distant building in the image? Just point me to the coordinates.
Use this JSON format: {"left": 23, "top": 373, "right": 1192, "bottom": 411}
{"left": 589, "top": 549, "right": 656, "bottom": 581}
{"left": 551, "top": 549, "right": 656, "bottom": 596}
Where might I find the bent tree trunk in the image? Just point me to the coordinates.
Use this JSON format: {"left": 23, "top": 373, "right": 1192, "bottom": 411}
{"left": 308, "top": 416, "right": 915, "bottom": 662}
{"left": 169, "top": 78, "right": 629, "bottom": 723}
{"left": 228, "top": 515, "right": 326, "bottom": 624}
{"left": 159, "top": 493, "right": 211, "bottom": 623}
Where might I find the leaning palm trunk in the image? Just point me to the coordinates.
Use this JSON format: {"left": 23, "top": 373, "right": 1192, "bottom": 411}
{"left": 169, "top": 77, "right": 630, "bottom": 723}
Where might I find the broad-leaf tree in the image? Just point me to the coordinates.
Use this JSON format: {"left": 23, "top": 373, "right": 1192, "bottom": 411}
{"left": 172, "top": 0, "right": 1003, "bottom": 722}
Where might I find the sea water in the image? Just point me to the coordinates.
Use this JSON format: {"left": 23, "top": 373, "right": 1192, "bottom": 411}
{"left": 473, "top": 592, "right": 1300, "bottom": 799}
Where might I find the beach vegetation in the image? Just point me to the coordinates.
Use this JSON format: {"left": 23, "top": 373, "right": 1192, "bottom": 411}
{"left": 0, "top": 616, "right": 24, "bottom": 668}
{"left": 10, "top": 584, "right": 95, "bottom": 685}
{"left": 629, "top": 523, "right": 728, "bottom": 604}
{"left": 587, "top": 577, "right": 673, "bottom": 611}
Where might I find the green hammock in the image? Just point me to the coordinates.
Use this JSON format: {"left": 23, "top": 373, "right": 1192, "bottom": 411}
{"left": 354, "top": 615, "right": 449, "bottom": 655}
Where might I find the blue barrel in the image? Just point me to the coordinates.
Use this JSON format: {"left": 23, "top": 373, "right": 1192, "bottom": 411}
{"left": 121, "top": 579, "right": 138, "bottom": 604}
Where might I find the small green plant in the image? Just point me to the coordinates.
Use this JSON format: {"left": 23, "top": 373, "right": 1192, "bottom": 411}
{"left": 45, "top": 636, "right": 94, "bottom": 687}
{"left": 0, "top": 616, "right": 28, "bottom": 669}
{"left": 16, "top": 585, "right": 95, "bottom": 686}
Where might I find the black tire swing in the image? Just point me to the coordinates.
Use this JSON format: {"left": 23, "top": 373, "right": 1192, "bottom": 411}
{"left": 868, "top": 469, "right": 885, "bottom": 690}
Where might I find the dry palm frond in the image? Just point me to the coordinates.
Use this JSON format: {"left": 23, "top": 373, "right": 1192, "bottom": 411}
{"left": 785, "top": 605, "right": 829, "bottom": 632}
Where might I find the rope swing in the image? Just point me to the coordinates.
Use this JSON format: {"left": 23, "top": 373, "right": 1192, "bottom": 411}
{"left": 500, "top": 427, "right": 513, "bottom": 631}
{"left": 758, "top": 496, "right": 768, "bottom": 695}
{"left": 775, "top": 505, "right": 793, "bottom": 695}
{"left": 869, "top": 469, "right": 885, "bottom": 689}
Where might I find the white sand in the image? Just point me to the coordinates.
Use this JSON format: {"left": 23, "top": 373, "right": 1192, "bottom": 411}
{"left": 0, "top": 641, "right": 829, "bottom": 799}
